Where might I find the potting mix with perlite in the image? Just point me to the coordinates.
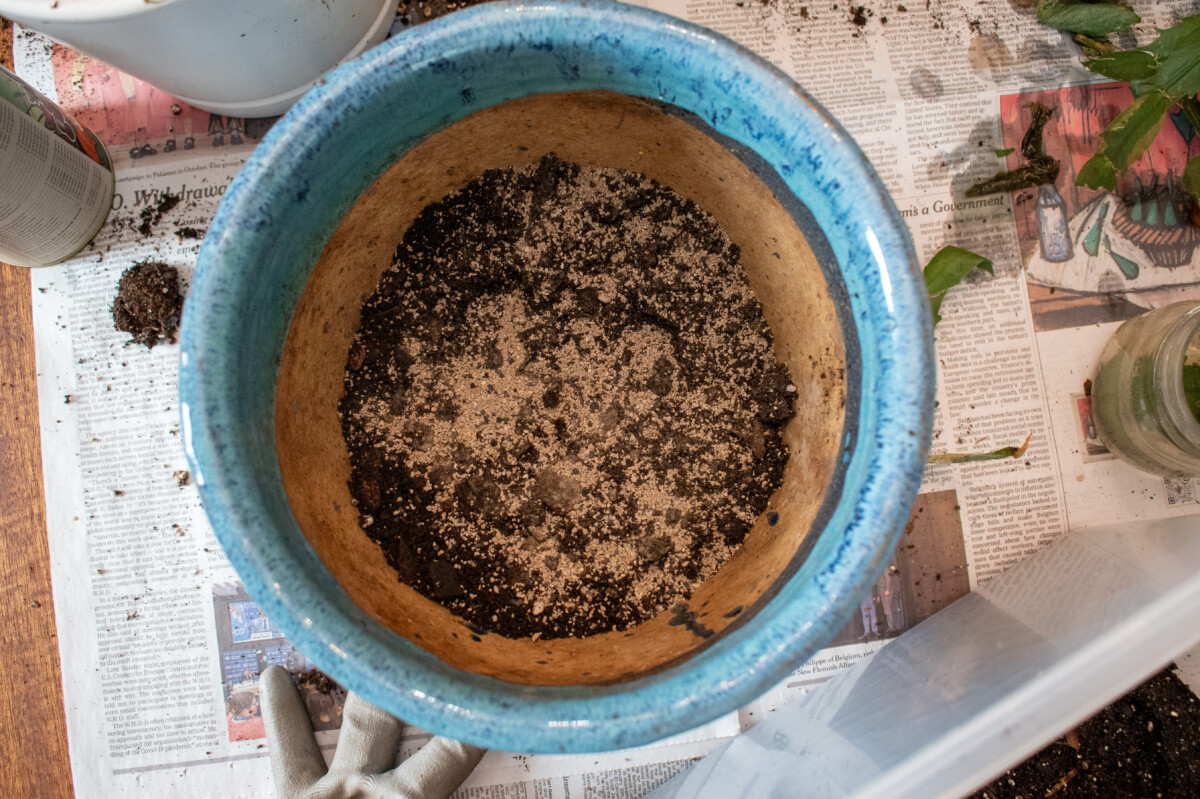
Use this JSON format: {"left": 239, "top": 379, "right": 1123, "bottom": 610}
{"left": 340, "top": 154, "right": 798, "bottom": 640}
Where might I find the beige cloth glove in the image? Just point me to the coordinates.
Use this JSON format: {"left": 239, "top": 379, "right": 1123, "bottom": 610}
{"left": 260, "top": 665, "right": 486, "bottom": 799}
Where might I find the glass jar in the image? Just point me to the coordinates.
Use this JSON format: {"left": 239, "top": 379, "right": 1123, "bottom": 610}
{"left": 1092, "top": 301, "right": 1200, "bottom": 477}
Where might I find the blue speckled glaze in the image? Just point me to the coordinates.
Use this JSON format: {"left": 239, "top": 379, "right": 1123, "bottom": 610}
{"left": 180, "top": 0, "right": 933, "bottom": 753}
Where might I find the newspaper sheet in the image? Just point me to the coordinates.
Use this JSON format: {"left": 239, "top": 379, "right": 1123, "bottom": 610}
{"left": 15, "top": 15, "right": 740, "bottom": 799}
{"left": 13, "top": 0, "right": 1200, "bottom": 794}
{"left": 633, "top": 0, "right": 1200, "bottom": 725}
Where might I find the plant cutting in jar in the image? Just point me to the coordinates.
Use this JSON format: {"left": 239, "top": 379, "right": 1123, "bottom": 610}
{"left": 1090, "top": 302, "right": 1200, "bottom": 476}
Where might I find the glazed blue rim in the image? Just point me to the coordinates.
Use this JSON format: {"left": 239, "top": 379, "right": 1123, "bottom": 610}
{"left": 181, "top": 0, "right": 933, "bottom": 753}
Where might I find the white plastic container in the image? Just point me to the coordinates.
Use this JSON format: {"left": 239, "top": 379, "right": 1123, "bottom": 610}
{"left": 650, "top": 514, "right": 1200, "bottom": 798}
{"left": 0, "top": 0, "right": 399, "bottom": 117}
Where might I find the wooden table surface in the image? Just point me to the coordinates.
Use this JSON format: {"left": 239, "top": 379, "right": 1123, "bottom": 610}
{"left": 0, "top": 262, "right": 74, "bottom": 797}
{"left": 1, "top": 18, "right": 75, "bottom": 798}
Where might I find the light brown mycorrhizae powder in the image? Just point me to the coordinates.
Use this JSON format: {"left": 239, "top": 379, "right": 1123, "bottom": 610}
{"left": 341, "top": 154, "right": 796, "bottom": 639}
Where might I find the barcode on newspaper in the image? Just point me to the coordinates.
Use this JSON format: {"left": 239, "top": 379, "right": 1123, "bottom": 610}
{"left": 1163, "top": 477, "right": 1198, "bottom": 507}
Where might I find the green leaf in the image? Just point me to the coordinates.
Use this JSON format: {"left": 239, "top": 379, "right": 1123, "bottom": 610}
{"left": 928, "top": 434, "right": 1032, "bottom": 464}
{"left": 1128, "top": 78, "right": 1156, "bottom": 98}
{"left": 1083, "top": 50, "right": 1160, "bottom": 81}
{"left": 1077, "top": 151, "right": 1117, "bottom": 190}
{"left": 1128, "top": 15, "right": 1200, "bottom": 100}
{"left": 1141, "top": 15, "right": 1200, "bottom": 59}
{"left": 994, "top": 147, "right": 1015, "bottom": 157}
{"left": 924, "top": 246, "right": 995, "bottom": 297}
{"left": 1183, "top": 362, "right": 1200, "bottom": 423}
{"left": 1147, "top": 38, "right": 1200, "bottom": 100}
{"left": 1037, "top": 0, "right": 1140, "bottom": 35}
{"left": 1067, "top": 15, "right": 1200, "bottom": 201}
{"left": 1182, "top": 96, "right": 1200, "bottom": 136}
{"left": 1098, "top": 91, "right": 1171, "bottom": 171}
{"left": 1185, "top": 156, "right": 1200, "bottom": 204}
{"left": 929, "top": 292, "right": 945, "bottom": 326}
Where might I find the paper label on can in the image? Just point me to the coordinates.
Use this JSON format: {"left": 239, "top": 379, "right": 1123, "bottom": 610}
{"left": 0, "top": 67, "right": 113, "bottom": 173}
{"left": 0, "top": 68, "right": 115, "bottom": 267}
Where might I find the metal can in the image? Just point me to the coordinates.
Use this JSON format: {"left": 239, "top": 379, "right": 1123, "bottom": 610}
{"left": 0, "top": 64, "right": 114, "bottom": 267}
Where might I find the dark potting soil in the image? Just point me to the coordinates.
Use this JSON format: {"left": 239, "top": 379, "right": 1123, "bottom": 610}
{"left": 137, "top": 192, "right": 181, "bottom": 237}
{"left": 971, "top": 668, "right": 1200, "bottom": 799}
{"left": 111, "top": 261, "right": 183, "bottom": 348}
{"left": 340, "top": 154, "right": 796, "bottom": 639}
{"left": 396, "top": 0, "right": 491, "bottom": 26}
{"left": 295, "top": 667, "right": 343, "bottom": 697}
{"left": 174, "top": 226, "right": 206, "bottom": 241}
{"left": 294, "top": 668, "right": 348, "bottom": 729}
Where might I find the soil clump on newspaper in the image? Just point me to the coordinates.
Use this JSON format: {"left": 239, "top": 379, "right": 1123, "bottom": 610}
{"left": 137, "top": 192, "right": 181, "bottom": 237}
{"left": 341, "top": 153, "right": 796, "bottom": 639}
{"left": 111, "top": 261, "right": 183, "bottom": 348}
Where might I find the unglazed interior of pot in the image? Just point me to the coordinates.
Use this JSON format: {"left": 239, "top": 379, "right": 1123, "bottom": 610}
{"left": 276, "top": 90, "right": 847, "bottom": 686}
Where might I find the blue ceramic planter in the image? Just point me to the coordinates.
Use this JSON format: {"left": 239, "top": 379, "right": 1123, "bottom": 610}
{"left": 181, "top": 0, "right": 933, "bottom": 753}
